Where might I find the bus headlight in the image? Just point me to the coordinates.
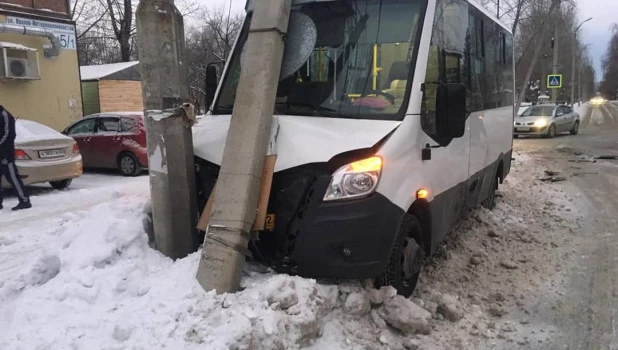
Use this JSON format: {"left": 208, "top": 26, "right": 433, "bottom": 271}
{"left": 534, "top": 119, "right": 548, "bottom": 128}
{"left": 324, "top": 156, "right": 382, "bottom": 201}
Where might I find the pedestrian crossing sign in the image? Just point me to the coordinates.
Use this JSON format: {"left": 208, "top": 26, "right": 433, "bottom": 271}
{"left": 547, "top": 74, "right": 563, "bottom": 89}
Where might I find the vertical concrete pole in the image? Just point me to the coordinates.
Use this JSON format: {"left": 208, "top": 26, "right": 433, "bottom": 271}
{"left": 136, "top": 0, "right": 198, "bottom": 259}
{"left": 551, "top": 25, "right": 559, "bottom": 103}
{"left": 196, "top": 0, "right": 291, "bottom": 293}
{"left": 578, "top": 58, "right": 582, "bottom": 105}
{"left": 570, "top": 41, "right": 576, "bottom": 106}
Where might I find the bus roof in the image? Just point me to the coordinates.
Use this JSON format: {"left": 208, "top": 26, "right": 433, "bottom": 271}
{"left": 244, "top": 0, "right": 513, "bottom": 35}
{"left": 468, "top": 0, "right": 513, "bottom": 34}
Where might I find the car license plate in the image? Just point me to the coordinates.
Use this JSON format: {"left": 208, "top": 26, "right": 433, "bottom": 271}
{"left": 39, "top": 148, "right": 66, "bottom": 159}
{"left": 265, "top": 214, "right": 275, "bottom": 231}
{"left": 517, "top": 127, "right": 530, "bottom": 132}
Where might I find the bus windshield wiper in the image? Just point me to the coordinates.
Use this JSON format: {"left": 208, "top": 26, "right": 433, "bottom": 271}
{"left": 275, "top": 102, "right": 338, "bottom": 117}
{"left": 214, "top": 105, "right": 234, "bottom": 114}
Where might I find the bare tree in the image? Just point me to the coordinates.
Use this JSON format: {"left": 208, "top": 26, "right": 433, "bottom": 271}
{"left": 71, "top": 0, "right": 200, "bottom": 65}
{"left": 204, "top": 9, "right": 244, "bottom": 62}
{"left": 599, "top": 24, "right": 618, "bottom": 99}
{"left": 70, "top": 0, "right": 108, "bottom": 39}
{"left": 514, "top": 0, "right": 562, "bottom": 111}
{"left": 185, "top": 8, "right": 244, "bottom": 112}
{"left": 99, "top": 0, "right": 134, "bottom": 62}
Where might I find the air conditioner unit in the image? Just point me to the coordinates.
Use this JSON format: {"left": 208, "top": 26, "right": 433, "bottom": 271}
{"left": 0, "top": 46, "right": 40, "bottom": 80}
{"left": 5, "top": 58, "right": 37, "bottom": 79}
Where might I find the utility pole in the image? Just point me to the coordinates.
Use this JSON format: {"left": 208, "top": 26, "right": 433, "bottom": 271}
{"left": 570, "top": 18, "right": 592, "bottom": 106}
{"left": 570, "top": 43, "right": 577, "bottom": 106}
{"left": 136, "top": 0, "right": 198, "bottom": 259}
{"left": 515, "top": 0, "right": 562, "bottom": 113}
{"left": 196, "top": 0, "right": 292, "bottom": 293}
{"left": 578, "top": 59, "right": 582, "bottom": 105}
{"left": 551, "top": 24, "right": 559, "bottom": 103}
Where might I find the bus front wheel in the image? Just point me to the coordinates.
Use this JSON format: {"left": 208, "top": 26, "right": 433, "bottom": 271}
{"left": 375, "top": 215, "right": 424, "bottom": 297}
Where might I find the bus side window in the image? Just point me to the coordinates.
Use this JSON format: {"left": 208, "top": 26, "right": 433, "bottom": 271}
{"left": 421, "top": 45, "right": 440, "bottom": 135}
{"left": 421, "top": 0, "right": 469, "bottom": 142}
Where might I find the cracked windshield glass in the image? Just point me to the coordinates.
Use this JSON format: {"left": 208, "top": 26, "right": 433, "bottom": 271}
{"left": 215, "top": 0, "right": 425, "bottom": 120}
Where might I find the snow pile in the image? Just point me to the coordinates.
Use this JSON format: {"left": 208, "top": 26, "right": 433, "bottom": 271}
{"left": 0, "top": 150, "right": 586, "bottom": 349}
{"left": 411, "top": 150, "right": 583, "bottom": 348}
{"left": 0, "top": 191, "right": 432, "bottom": 350}
{"left": 574, "top": 103, "right": 589, "bottom": 123}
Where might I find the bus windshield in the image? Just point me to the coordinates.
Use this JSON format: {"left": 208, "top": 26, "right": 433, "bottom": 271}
{"left": 214, "top": 0, "right": 427, "bottom": 121}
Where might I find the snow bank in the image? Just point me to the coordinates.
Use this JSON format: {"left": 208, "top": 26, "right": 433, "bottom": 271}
{"left": 0, "top": 190, "right": 427, "bottom": 350}
{"left": 0, "top": 149, "right": 582, "bottom": 349}
{"left": 574, "top": 103, "right": 589, "bottom": 123}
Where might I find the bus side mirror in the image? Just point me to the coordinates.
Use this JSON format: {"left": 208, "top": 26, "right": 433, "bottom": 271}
{"left": 205, "top": 64, "right": 219, "bottom": 110}
{"left": 436, "top": 83, "right": 466, "bottom": 139}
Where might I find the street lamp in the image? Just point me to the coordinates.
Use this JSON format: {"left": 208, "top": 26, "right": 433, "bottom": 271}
{"left": 571, "top": 17, "right": 592, "bottom": 106}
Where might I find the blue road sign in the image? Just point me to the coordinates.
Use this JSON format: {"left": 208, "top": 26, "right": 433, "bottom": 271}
{"left": 547, "top": 74, "right": 563, "bottom": 89}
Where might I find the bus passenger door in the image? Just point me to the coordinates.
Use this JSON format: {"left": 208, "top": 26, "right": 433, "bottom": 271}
{"left": 420, "top": 43, "right": 471, "bottom": 245}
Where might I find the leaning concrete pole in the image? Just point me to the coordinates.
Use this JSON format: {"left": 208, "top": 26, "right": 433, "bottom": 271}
{"left": 136, "top": 0, "right": 198, "bottom": 259}
{"left": 196, "top": 0, "right": 291, "bottom": 293}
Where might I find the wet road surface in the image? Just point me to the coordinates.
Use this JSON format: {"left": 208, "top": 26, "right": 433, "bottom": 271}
{"left": 515, "top": 102, "right": 618, "bottom": 350}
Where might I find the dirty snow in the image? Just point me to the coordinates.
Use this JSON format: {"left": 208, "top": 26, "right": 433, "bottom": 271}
{"left": 0, "top": 150, "right": 585, "bottom": 349}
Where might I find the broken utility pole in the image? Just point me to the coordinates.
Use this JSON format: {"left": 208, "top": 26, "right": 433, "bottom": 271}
{"left": 196, "top": 0, "right": 292, "bottom": 293}
{"left": 136, "top": 0, "right": 198, "bottom": 259}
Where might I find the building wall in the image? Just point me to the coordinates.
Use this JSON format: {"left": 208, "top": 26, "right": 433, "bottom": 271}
{"left": 99, "top": 80, "right": 144, "bottom": 113}
{"left": 1, "top": 0, "right": 68, "bottom": 14}
{"left": 0, "top": 13, "right": 82, "bottom": 131}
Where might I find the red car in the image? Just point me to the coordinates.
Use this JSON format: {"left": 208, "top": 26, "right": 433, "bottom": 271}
{"left": 63, "top": 112, "right": 148, "bottom": 176}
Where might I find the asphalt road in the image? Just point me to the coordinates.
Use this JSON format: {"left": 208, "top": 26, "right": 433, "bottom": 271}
{"left": 515, "top": 102, "right": 618, "bottom": 350}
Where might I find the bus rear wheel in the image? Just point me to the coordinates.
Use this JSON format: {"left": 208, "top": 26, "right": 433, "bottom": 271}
{"left": 375, "top": 215, "right": 424, "bottom": 297}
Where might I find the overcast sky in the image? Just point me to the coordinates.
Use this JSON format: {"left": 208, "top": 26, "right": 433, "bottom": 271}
{"left": 201, "top": 0, "right": 617, "bottom": 81}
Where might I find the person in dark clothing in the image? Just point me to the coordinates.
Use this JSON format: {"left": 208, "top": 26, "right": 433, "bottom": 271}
{"left": 0, "top": 105, "right": 31, "bottom": 211}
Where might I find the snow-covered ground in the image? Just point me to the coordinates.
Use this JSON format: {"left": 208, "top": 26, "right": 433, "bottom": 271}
{"left": 574, "top": 103, "right": 588, "bottom": 123}
{"left": 1, "top": 173, "right": 424, "bottom": 350}
{"left": 0, "top": 152, "right": 584, "bottom": 349}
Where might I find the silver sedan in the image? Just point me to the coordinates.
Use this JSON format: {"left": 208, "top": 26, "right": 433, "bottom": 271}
{"left": 1, "top": 120, "right": 83, "bottom": 190}
{"left": 514, "top": 104, "right": 580, "bottom": 138}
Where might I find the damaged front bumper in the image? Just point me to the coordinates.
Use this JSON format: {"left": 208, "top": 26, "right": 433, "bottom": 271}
{"left": 196, "top": 159, "right": 404, "bottom": 280}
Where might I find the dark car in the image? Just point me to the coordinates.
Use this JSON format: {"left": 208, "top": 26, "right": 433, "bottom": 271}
{"left": 63, "top": 112, "right": 148, "bottom": 176}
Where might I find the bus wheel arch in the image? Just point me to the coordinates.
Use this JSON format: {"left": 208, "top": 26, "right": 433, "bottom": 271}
{"left": 408, "top": 199, "right": 432, "bottom": 257}
{"left": 497, "top": 159, "right": 505, "bottom": 184}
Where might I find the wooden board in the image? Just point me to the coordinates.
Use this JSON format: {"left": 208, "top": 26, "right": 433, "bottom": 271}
{"left": 252, "top": 155, "right": 277, "bottom": 232}
{"left": 196, "top": 155, "right": 277, "bottom": 234}
{"left": 98, "top": 80, "right": 144, "bottom": 112}
{"left": 196, "top": 183, "right": 217, "bottom": 231}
